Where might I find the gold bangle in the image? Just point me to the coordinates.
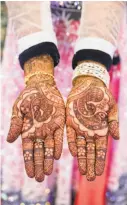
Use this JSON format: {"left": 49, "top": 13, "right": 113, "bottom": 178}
{"left": 25, "top": 71, "right": 54, "bottom": 84}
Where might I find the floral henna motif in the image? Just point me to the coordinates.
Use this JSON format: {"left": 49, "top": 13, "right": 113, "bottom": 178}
{"left": 35, "top": 142, "right": 43, "bottom": 149}
{"left": 24, "top": 151, "right": 32, "bottom": 161}
{"left": 45, "top": 148, "right": 54, "bottom": 157}
{"left": 97, "top": 150, "right": 105, "bottom": 159}
{"left": 87, "top": 143, "right": 95, "bottom": 151}
{"left": 66, "top": 76, "right": 119, "bottom": 181}
{"left": 78, "top": 147, "right": 86, "bottom": 156}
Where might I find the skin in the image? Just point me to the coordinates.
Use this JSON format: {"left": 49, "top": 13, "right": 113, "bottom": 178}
{"left": 7, "top": 55, "right": 65, "bottom": 182}
{"left": 66, "top": 75, "right": 119, "bottom": 181}
{"left": 7, "top": 56, "right": 119, "bottom": 182}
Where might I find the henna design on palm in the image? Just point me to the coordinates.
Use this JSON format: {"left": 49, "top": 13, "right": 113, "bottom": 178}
{"left": 7, "top": 80, "right": 65, "bottom": 182}
{"left": 66, "top": 76, "right": 119, "bottom": 181}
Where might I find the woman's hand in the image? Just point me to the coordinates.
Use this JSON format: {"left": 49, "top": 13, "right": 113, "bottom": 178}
{"left": 66, "top": 76, "right": 119, "bottom": 181}
{"left": 7, "top": 56, "right": 65, "bottom": 182}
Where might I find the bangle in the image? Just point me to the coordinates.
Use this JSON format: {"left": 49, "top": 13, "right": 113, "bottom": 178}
{"left": 72, "top": 62, "right": 110, "bottom": 87}
{"left": 25, "top": 71, "right": 54, "bottom": 84}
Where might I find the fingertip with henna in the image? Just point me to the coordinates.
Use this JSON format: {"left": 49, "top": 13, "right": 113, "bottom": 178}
{"left": 86, "top": 174, "right": 96, "bottom": 181}
{"left": 7, "top": 117, "right": 23, "bottom": 143}
{"left": 109, "top": 121, "right": 119, "bottom": 140}
{"left": 7, "top": 135, "right": 16, "bottom": 143}
{"left": 35, "top": 174, "right": 45, "bottom": 182}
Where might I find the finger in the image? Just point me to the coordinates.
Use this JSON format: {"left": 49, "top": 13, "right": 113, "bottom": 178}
{"left": 109, "top": 121, "right": 119, "bottom": 140}
{"left": 86, "top": 137, "right": 96, "bottom": 181}
{"left": 108, "top": 103, "right": 119, "bottom": 140}
{"left": 95, "top": 135, "right": 107, "bottom": 176}
{"left": 66, "top": 126, "right": 77, "bottom": 157}
{"left": 54, "top": 128, "right": 64, "bottom": 160}
{"left": 34, "top": 139, "right": 45, "bottom": 182}
{"left": 7, "top": 116, "right": 23, "bottom": 143}
{"left": 44, "top": 137, "right": 54, "bottom": 175}
{"left": 22, "top": 138, "right": 34, "bottom": 178}
{"left": 77, "top": 136, "right": 87, "bottom": 175}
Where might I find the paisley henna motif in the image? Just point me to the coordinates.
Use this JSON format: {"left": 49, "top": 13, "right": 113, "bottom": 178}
{"left": 66, "top": 76, "right": 119, "bottom": 181}
{"left": 73, "top": 87, "right": 108, "bottom": 130}
{"left": 7, "top": 55, "right": 65, "bottom": 182}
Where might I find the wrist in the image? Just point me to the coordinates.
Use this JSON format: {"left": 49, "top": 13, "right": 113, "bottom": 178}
{"left": 73, "top": 75, "right": 106, "bottom": 87}
{"left": 24, "top": 55, "right": 55, "bottom": 85}
{"left": 24, "top": 55, "right": 54, "bottom": 77}
{"left": 26, "top": 73, "right": 55, "bottom": 87}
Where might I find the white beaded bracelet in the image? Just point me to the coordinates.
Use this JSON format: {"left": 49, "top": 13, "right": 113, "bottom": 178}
{"left": 72, "top": 62, "right": 110, "bottom": 87}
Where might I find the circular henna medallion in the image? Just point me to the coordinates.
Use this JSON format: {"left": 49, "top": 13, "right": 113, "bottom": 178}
{"left": 73, "top": 88, "right": 108, "bottom": 130}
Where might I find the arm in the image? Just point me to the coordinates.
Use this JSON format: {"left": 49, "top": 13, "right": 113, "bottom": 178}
{"left": 6, "top": 2, "right": 65, "bottom": 182}
{"left": 66, "top": 1, "right": 126, "bottom": 181}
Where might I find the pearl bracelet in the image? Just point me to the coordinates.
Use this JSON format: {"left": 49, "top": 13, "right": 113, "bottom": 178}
{"left": 72, "top": 62, "right": 110, "bottom": 87}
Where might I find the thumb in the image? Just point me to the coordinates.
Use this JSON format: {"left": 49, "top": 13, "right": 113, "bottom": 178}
{"left": 7, "top": 116, "right": 23, "bottom": 143}
{"left": 7, "top": 102, "right": 23, "bottom": 142}
{"left": 108, "top": 103, "right": 119, "bottom": 140}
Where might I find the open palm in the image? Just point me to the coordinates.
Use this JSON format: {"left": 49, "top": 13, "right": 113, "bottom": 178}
{"left": 66, "top": 76, "right": 119, "bottom": 181}
{"left": 7, "top": 78, "right": 65, "bottom": 182}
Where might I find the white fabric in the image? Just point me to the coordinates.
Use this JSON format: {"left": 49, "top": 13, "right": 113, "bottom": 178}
{"left": 18, "top": 31, "right": 57, "bottom": 55}
{"left": 6, "top": 1, "right": 57, "bottom": 55}
{"left": 40, "top": 1, "right": 54, "bottom": 32}
{"left": 74, "top": 37, "right": 116, "bottom": 58}
{"left": 76, "top": 2, "right": 125, "bottom": 57}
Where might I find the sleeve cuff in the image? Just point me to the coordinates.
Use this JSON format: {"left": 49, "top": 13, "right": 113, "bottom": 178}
{"left": 74, "top": 37, "right": 116, "bottom": 59}
{"left": 18, "top": 31, "right": 58, "bottom": 55}
{"left": 19, "top": 42, "right": 60, "bottom": 69}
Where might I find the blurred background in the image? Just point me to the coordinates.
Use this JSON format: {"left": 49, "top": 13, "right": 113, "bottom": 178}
{"left": 1, "top": 1, "right": 127, "bottom": 205}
